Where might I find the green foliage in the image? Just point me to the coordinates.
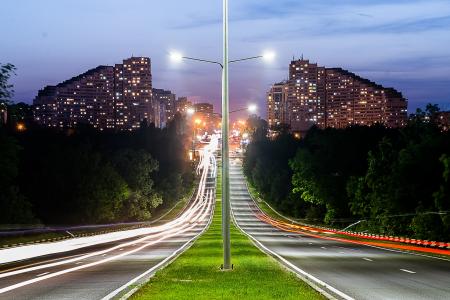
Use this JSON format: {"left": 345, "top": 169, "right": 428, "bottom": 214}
{"left": 0, "top": 128, "right": 36, "bottom": 224}
{"left": 289, "top": 126, "right": 390, "bottom": 224}
{"left": 246, "top": 115, "right": 269, "bottom": 142}
{"left": 433, "top": 154, "right": 450, "bottom": 235}
{"left": 243, "top": 131, "right": 307, "bottom": 218}
{"left": 347, "top": 122, "right": 450, "bottom": 239}
{"left": 0, "top": 63, "right": 16, "bottom": 104}
{"left": 245, "top": 116, "right": 450, "bottom": 240}
{"left": 112, "top": 149, "right": 163, "bottom": 220}
{"left": 0, "top": 114, "right": 194, "bottom": 225}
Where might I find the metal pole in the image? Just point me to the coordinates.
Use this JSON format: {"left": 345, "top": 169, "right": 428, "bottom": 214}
{"left": 192, "top": 125, "right": 196, "bottom": 160}
{"left": 222, "top": 0, "right": 231, "bottom": 270}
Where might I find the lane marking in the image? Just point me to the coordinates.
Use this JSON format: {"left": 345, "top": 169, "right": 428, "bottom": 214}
{"left": 257, "top": 210, "right": 450, "bottom": 262}
{"left": 0, "top": 253, "right": 85, "bottom": 275}
{"left": 0, "top": 179, "right": 210, "bottom": 279}
{"left": 339, "top": 252, "right": 346, "bottom": 254}
{"left": 0, "top": 195, "right": 212, "bottom": 295}
{"left": 231, "top": 212, "right": 354, "bottom": 300}
{"left": 362, "top": 258, "right": 373, "bottom": 262}
{"left": 320, "top": 247, "right": 327, "bottom": 250}
{"left": 400, "top": 269, "right": 416, "bottom": 274}
{"left": 241, "top": 169, "right": 450, "bottom": 263}
{"left": 36, "top": 272, "right": 49, "bottom": 277}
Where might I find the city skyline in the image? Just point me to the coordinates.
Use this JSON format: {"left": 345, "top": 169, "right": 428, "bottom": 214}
{"left": 1, "top": 0, "right": 450, "bottom": 117}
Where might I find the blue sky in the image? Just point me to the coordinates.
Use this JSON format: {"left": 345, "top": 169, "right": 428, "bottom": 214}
{"left": 1, "top": 0, "right": 450, "bottom": 117}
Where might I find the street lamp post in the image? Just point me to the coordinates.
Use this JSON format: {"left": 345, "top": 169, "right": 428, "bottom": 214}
{"left": 169, "top": 0, "right": 274, "bottom": 271}
{"left": 222, "top": 0, "right": 231, "bottom": 270}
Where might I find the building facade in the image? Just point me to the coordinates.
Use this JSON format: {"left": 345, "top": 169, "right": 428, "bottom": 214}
{"left": 152, "top": 88, "right": 176, "bottom": 128}
{"left": 325, "top": 68, "right": 407, "bottom": 129}
{"left": 267, "top": 82, "right": 288, "bottom": 129}
{"left": 287, "top": 60, "right": 327, "bottom": 131}
{"left": 34, "top": 57, "right": 153, "bottom": 131}
{"left": 194, "top": 103, "right": 214, "bottom": 116}
{"left": 175, "top": 97, "right": 193, "bottom": 115}
{"left": 267, "top": 59, "right": 408, "bottom": 133}
{"left": 435, "top": 111, "right": 450, "bottom": 131}
{"left": 114, "top": 57, "right": 152, "bottom": 130}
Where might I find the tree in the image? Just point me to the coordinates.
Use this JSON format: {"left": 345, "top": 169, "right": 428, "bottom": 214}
{"left": 347, "top": 121, "right": 450, "bottom": 239}
{"left": 433, "top": 154, "right": 450, "bottom": 237}
{"left": 246, "top": 115, "right": 268, "bottom": 142}
{"left": 0, "top": 64, "right": 36, "bottom": 224}
{"left": 112, "top": 149, "right": 162, "bottom": 220}
{"left": 0, "top": 129, "right": 36, "bottom": 224}
{"left": 0, "top": 63, "right": 16, "bottom": 105}
{"left": 290, "top": 126, "right": 390, "bottom": 224}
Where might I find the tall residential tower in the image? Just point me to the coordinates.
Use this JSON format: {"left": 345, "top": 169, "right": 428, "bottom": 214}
{"left": 267, "top": 59, "right": 408, "bottom": 133}
{"left": 34, "top": 57, "right": 153, "bottom": 131}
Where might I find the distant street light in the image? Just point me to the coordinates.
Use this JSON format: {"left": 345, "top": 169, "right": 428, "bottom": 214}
{"left": 16, "top": 122, "right": 26, "bottom": 132}
{"left": 212, "top": 104, "right": 258, "bottom": 115}
{"left": 169, "top": 0, "right": 273, "bottom": 270}
{"left": 186, "top": 107, "right": 195, "bottom": 115}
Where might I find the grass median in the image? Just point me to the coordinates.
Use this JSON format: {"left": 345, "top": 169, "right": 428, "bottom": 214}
{"left": 131, "top": 168, "right": 324, "bottom": 300}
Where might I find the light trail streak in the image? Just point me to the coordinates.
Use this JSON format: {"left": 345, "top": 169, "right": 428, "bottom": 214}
{"left": 1, "top": 136, "right": 218, "bottom": 269}
{"left": 0, "top": 195, "right": 213, "bottom": 294}
{"left": 255, "top": 211, "right": 450, "bottom": 257}
{"left": 0, "top": 136, "right": 218, "bottom": 295}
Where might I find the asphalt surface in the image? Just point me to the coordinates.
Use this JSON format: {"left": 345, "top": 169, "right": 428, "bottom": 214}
{"left": 229, "top": 158, "right": 450, "bottom": 300}
{"left": 0, "top": 140, "right": 217, "bottom": 300}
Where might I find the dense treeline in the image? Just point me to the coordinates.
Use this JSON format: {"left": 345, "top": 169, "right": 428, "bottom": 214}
{"left": 244, "top": 108, "right": 450, "bottom": 240}
{"left": 0, "top": 119, "right": 194, "bottom": 225}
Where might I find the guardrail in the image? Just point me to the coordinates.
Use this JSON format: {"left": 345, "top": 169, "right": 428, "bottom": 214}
{"left": 243, "top": 178, "right": 450, "bottom": 251}
{"left": 0, "top": 184, "right": 198, "bottom": 251}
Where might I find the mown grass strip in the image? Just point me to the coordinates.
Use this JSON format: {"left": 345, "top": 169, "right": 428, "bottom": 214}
{"left": 131, "top": 168, "right": 324, "bottom": 300}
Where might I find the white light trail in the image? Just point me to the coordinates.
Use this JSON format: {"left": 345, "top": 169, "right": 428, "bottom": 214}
{"left": 0, "top": 137, "right": 218, "bottom": 295}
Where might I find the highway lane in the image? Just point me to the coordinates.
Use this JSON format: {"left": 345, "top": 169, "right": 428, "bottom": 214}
{"left": 0, "top": 136, "right": 218, "bottom": 300}
{"left": 229, "top": 158, "right": 450, "bottom": 300}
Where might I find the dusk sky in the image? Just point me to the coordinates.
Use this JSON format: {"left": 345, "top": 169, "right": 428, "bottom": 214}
{"left": 2, "top": 0, "right": 450, "bottom": 118}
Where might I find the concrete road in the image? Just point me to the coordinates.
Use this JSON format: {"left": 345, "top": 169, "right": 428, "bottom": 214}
{"left": 0, "top": 137, "right": 218, "bottom": 300}
{"left": 229, "top": 158, "right": 450, "bottom": 300}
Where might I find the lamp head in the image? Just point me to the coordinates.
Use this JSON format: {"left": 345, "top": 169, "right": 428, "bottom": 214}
{"left": 170, "top": 51, "right": 183, "bottom": 63}
{"left": 248, "top": 104, "right": 257, "bottom": 113}
{"left": 262, "top": 51, "right": 276, "bottom": 62}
